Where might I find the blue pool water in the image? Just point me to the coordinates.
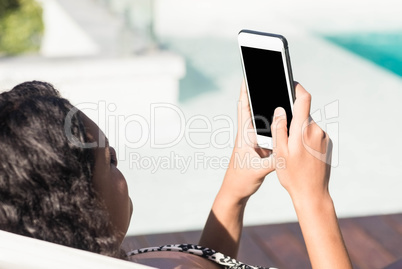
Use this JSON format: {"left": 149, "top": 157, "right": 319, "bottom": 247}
{"left": 325, "top": 32, "right": 402, "bottom": 77}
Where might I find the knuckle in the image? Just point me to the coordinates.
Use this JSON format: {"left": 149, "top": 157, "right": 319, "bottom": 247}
{"left": 304, "top": 123, "right": 327, "bottom": 141}
{"left": 298, "top": 91, "right": 311, "bottom": 102}
{"left": 314, "top": 125, "right": 325, "bottom": 137}
{"left": 309, "top": 122, "right": 322, "bottom": 136}
{"left": 272, "top": 117, "right": 287, "bottom": 132}
{"left": 304, "top": 92, "right": 312, "bottom": 102}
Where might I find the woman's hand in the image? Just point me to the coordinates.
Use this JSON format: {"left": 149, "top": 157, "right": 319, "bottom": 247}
{"left": 221, "top": 81, "right": 275, "bottom": 202}
{"left": 271, "top": 83, "right": 352, "bottom": 269}
{"left": 271, "top": 83, "right": 332, "bottom": 203}
{"left": 200, "top": 81, "right": 275, "bottom": 258}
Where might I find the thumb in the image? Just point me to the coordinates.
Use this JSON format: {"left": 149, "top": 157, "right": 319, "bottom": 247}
{"left": 271, "top": 107, "right": 288, "bottom": 155}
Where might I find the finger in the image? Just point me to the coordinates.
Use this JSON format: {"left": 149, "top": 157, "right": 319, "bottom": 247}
{"left": 271, "top": 107, "right": 288, "bottom": 155}
{"left": 292, "top": 83, "right": 312, "bottom": 132}
{"left": 239, "top": 81, "right": 252, "bottom": 126}
{"left": 238, "top": 81, "right": 248, "bottom": 125}
{"left": 239, "top": 80, "right": 249, "bottom": 108}
{"left": 237, "top": 81, "right": 257, "bottom": 148}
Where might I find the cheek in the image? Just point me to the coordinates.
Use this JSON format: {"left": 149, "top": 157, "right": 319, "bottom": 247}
{"left": 107, "top": 167, "right": 132, "bottom": 239}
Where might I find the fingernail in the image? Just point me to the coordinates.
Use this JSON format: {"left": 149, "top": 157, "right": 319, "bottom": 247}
{"left": 274, "top": 107, "right": 285, "bottom": 117}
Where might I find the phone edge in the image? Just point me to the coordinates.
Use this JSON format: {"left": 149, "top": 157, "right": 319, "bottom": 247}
{"left": 238, "top": 29, "right": 295, "bottom": 149}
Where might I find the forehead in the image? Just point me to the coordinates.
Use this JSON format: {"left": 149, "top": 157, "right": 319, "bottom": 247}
{"left": 78, "top": 112, "right": 112, "bottom": 170}
{"left": 79, "top": 111, "right": 108, "bottom": 148}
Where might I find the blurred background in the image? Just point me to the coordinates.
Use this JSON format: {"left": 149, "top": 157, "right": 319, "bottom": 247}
{"left": 0, "top": 0, "right": 401, "bottom": 236}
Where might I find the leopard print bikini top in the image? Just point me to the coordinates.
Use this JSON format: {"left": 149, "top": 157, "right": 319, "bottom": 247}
{"left": 127, "top": 244, "right": 275, "bottom": 269}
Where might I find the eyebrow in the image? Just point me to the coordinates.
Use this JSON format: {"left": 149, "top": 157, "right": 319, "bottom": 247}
{"left": 96, "top": 133, "right": 109, "bottom": 148}
{"left": 105, "top": 138, "right": 109, "bottom": 147}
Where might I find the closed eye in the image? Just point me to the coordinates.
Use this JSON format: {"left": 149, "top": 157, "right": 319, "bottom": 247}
{"left": 109, "top": 146, "right": 118, "bottom": 166}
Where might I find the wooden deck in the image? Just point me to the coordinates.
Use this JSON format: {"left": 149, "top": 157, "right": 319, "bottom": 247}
{"left": 122, "top": 213, "right": 402, "bottom": 269}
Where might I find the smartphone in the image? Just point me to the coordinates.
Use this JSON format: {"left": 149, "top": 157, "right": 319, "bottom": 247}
{"left": 238, "top": 29, "right": 295, "bottom": 149}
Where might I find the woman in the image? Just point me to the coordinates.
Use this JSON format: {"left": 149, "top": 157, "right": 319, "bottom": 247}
{"left": 0, "top": 81, "right": 130, "bottom": 259}
{"left": 0, "top": 81, "right": 351, "bottom": 268}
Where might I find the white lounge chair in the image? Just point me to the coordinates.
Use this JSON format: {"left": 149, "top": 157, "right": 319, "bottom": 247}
{"left": 0, "top": 230, "right": 155, "bottom": 269}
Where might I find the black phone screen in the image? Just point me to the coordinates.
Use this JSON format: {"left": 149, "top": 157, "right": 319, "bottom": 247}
{"left": 241, "top": 46, "right": 293, "bottom": 137}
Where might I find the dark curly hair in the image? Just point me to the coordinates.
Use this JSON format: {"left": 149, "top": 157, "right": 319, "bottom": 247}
{"left": 0, "top": 81, "right": 122, "bottom": 258}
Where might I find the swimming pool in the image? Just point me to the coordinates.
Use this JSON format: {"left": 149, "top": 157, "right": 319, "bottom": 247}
{"left": 325, "top": 32, "right": 402, "bottom": 77}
